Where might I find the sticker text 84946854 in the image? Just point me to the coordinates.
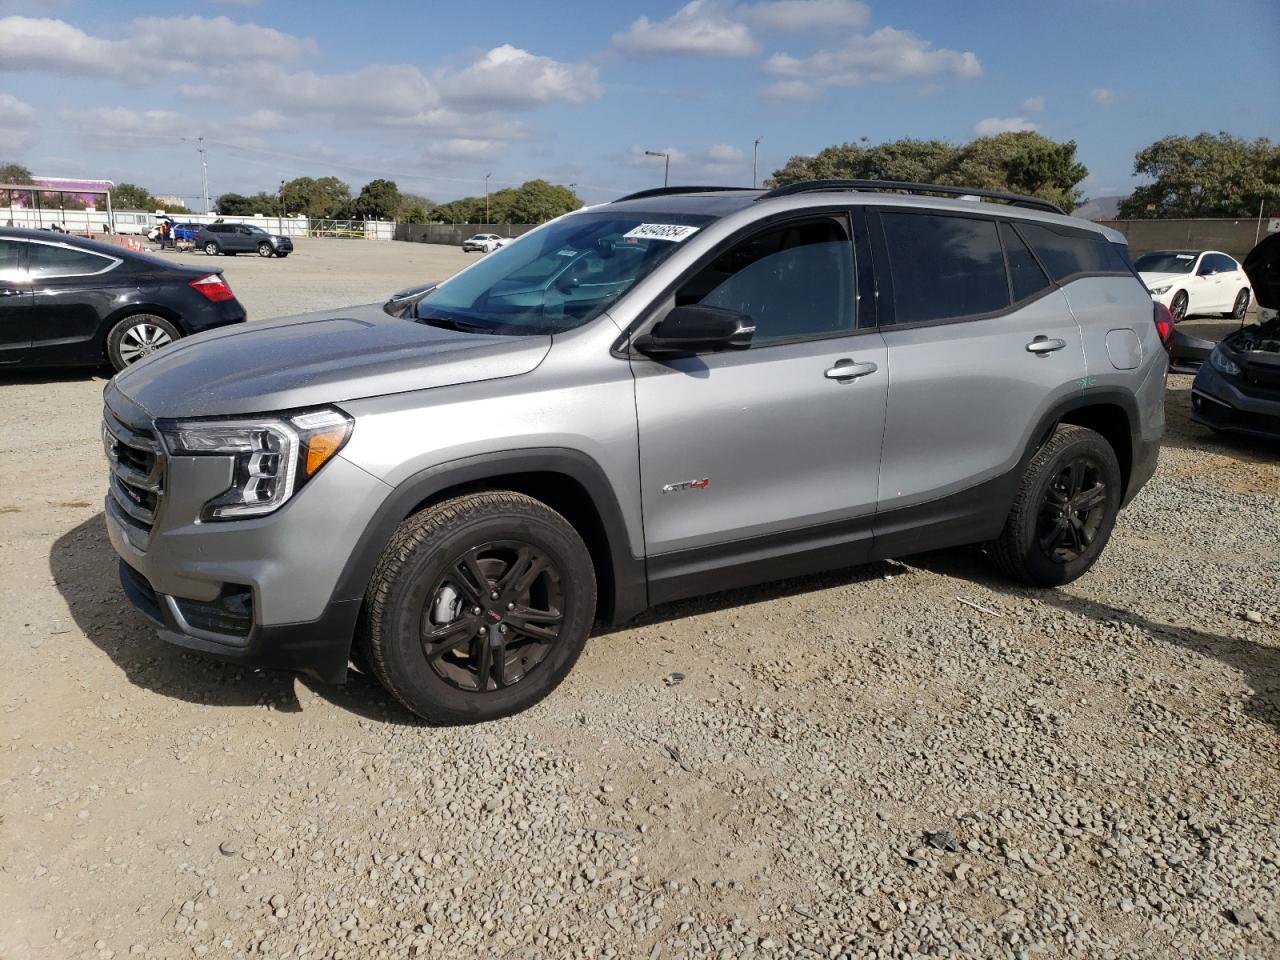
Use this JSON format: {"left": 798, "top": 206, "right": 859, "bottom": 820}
{"left": 623, "top": 223, "right": 701, "bottom": 243}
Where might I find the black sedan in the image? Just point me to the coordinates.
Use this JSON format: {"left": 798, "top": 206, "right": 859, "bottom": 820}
{"left": 0, "top": 228, "right": 246, "bottom": 372}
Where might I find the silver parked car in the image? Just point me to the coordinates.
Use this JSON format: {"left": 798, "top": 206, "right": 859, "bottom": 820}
{"left": 461, "top": 233, "right": 507, "bottom": 253}
{"left": 103, "top": 180, "right": 1167, "bottom": 723}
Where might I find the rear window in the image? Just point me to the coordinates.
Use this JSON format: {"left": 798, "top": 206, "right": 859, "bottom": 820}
{"left": 1015, "top": 222, "right": 1129, "bottom": 281}
{"left": 881, "top": 212, "right": 1009, "bottom": 324}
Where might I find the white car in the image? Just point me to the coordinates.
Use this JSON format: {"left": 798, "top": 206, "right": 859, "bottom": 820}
{"left": 461, "top": 233, "right": 506, "bottom": 253}
{"left": 1135, "top": 249, "right": 1253, "bottom": 322}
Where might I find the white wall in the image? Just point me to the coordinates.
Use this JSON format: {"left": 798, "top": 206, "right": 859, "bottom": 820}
{"left": 1, "top": 206, "right": 396, "bottom": 240}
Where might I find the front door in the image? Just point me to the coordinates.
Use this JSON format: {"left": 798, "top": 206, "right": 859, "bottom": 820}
{"left": 632, "top": 213, "right": 888, "bottom": 603}
{"left": 0, "top": 238, "right": 31, "bottom": 363}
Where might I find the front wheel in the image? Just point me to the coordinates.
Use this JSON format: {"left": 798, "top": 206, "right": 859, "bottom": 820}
{"left": 258, "top": 242, "right": 273, "bottom": 257}
{"left": 1170, "top": 290, "right": 1189, "bottom": 322}
{"left": 1229, "top": 288, "right": 1250, "bottom": 319}
{"left": 107, "top": 314, "right": 181, "bottom": 371}
{"left": 203, "top": 241, "right": 220, "bottom": 256}
{"left": 990, "top": 424, "right": 1121, "bottom": 586}
{"left": 360, "top": 491, "right": 596, "bottom": 724}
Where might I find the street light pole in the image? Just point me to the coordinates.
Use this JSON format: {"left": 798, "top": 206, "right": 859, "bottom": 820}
{"left": 485, "top": 172, "right": 492, "bottom": 226}
{"left": 182, "top": 136, "right": 209, "bottom": 213}
{"left": 644, "top": 150, "right": 670, "bottom": 188}
{"left": 753, "top": 136, "right": 763, "bottom": 189}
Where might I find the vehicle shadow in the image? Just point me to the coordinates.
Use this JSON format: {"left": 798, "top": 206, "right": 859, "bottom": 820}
{"left": 50, "top": 512, "right": 420, "bottom": 725}
{"left": 0, "top": 368, "right": 110, "bottom": 386}
{"left": 915, "top": 550, "right": 1279, "bottom": 734}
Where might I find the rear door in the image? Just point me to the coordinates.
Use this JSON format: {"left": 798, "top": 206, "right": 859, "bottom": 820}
{"left": 26, "top": 240, "right": 127, "bottom": 364}
{"left": 870, "top": 208, "right": 1086, "bottom": 553}
{"left": 633, "top": 211, "right": 888, "bottom": 600}
{"left": 0, "top": 238, "right": 32, "bottom": 363}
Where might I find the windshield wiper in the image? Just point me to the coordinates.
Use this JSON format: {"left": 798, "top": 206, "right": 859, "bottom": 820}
{"left": 415, "top": 314, "right": 492, "bottom": 334}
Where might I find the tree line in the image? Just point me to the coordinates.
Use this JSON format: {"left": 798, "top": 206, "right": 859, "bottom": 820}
{"left": 5, "top": 132, "right": 1277, "bottom": 222}
{"left": 768, "top": 130, "right": 1278, "bottom": 218}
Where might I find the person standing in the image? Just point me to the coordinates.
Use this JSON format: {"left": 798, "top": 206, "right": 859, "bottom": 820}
{"left": 160, "top": 220, "right": 171, "bottom": 249}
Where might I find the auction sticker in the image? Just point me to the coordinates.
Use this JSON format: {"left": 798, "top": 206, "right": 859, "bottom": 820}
{"left": 623, "top": 223, "right": 700, "bottom": 242}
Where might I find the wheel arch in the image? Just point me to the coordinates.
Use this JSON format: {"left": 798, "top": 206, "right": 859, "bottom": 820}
{"left": 1031, "top": 391, "right": 1139, "bottom": 502}
{"left": 333, "top": 449, "right": 647, "bottom": 629}
{"left": 99, "top": 303, "right": 187, "bottom": 359}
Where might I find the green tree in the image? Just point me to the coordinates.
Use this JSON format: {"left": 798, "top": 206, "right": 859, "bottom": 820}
{"left": 1117, "top": 132, "right": 1280, "bottom": 219}
{"left": 280, "top": 176, "right": 351, "bottom": 218}
{"left": 216, "top": 192, "right": 281, "bottom": 216}
{"left": 504, "top": 180, "right": 582, "bottom": 223}
{"left": 398, "top": 192, "right": 434, "bottom": 223}
{"left": 0, "top": 162, "right": 32, "bottom": 184}
{"left": 767, "top": 133, "right": 1089, "bottom": 211}
{"left": 354, "top": 178, "right": 402, "bottom": 220}
{"left": 111, "top": 182, "right": 156, "bottom": 210}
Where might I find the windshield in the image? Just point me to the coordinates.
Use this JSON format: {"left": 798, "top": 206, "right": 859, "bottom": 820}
{"left": 1134, "top": 252, "right": 1197, "bottom": 274}
{"left": 415, "top": 211, "right": 714, "bottom": 335}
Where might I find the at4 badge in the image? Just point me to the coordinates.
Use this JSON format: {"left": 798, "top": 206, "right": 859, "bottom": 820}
{"left": 661, "top": 478, "right": 710, "bottom": 493}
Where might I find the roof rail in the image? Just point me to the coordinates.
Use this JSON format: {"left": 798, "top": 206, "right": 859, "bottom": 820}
{"left": 613, "top": 185, "right": 758, "bottom": 203}
{"left": 756, "top": 179, "right": 1065, "bottom": 215}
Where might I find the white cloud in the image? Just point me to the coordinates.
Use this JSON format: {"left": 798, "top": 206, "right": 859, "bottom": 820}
{"left": 441, "top": 44, "right": 602, "bottom": 108}
{"left": 1091, "top": 87, "right": 1116, "bottom": 105}
{"left": 765, "top": 26, "right": 981, "bottom": 90}
{"left": 0, "top": 92, "right": 37, "bottom": 149}
{"left": 742, "top": 0, "right": 869, "bottom": 30}
{"left": 623, "top": 142, "right": 746, "bottom": 181}
{"left": 762, "top": 79, "right": 821, "bottom": 100}
{"left": 974, "top": 116, "right": 1039, "bottom": 136}
{"left": 1022, "top": 95, "right": 1045, "bottom": 113}
{"left": 613, "top": 0, "right": 758, "bottom": 59}
{"left": 0, "top": 15, "right": 312, "bottom": 82}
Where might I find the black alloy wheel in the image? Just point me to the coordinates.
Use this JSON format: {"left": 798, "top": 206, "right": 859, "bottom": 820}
{"left": 423, "top": 540, "right": 564, "bottom": 692}
{"left": 1036, "top": 456, "right": 1108, "bottom": 563}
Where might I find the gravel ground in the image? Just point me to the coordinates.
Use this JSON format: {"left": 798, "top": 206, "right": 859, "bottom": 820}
{"left": 0, "top": 240, "right": 1276, "bottom": 960}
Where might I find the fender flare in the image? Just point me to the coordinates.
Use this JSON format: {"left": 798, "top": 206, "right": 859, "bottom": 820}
{"left": 1022, "top": 388, "right": 1144, "bottom": 501}
{"left": 330, "top": 447, "right": 648, "bottom": 626}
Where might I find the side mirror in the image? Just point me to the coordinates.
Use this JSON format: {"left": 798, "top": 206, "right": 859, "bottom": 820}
{"left": 633, "top": 305, "right": 755, "bottom": 357}
{"left": 383, "top": 281, "right": 438, "bottom": 317}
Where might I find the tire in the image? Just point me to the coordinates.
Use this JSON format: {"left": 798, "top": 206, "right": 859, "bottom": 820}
{"left": 1229, "top": 288, "right": 1250, "bottom": 319}
{"left": 107, "top": 314, "right": 181, "bottom": 371}
{"left": 1170, "top": 290, "right": 1189, "bottom": 322}
{"left": 203, "top": 241, "right": 220, "bottom": 256}
{"left": 258, "top": 242, "right": 273, "bottom": 258}
{"left": 989, "top": 424, "right": 1122, "bottom": 587}
{"left": 360, "top": 491, "right": 596, "bottom": 724}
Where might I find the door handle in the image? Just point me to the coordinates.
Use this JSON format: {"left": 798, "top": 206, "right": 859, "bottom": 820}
{"left": 1026, "top": 336, "right": 1067, "bottom": 355}
{"left": 824, "top": 359, "right": 878, "bottom": 380}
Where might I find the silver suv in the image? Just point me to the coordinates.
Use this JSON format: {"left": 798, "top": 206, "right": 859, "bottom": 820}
{"left": 103, "top": 180, "right": 1166, "bottom": 723}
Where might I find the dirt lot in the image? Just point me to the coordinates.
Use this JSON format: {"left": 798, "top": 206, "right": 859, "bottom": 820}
{"left": 1, "top": 240, "right": 1277, "bottom": 960}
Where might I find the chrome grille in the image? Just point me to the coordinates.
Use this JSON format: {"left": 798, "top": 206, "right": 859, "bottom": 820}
{"left": 103, "top": 407, "right": 164, "bottom": 532}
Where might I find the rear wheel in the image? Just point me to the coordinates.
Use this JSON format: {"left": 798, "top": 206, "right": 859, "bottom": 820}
{"left": 258, "top": 242, "right": 273, "bottom": 257}
{"left": 360, "top": 491, "right": 596, "bottom": 724}
{"left": 990, "top": 424, "right": 1121, "bottom": 586}
{"left": 1170, "top": 290, "right": 1189, "bottom": 322}
{"left": 203, "top": 241, "right": 220, "bottom": 256}
{"left": 107, "top": 314, "right": 181, "bottom": 371}
{"left": 1229, "top": 288, "right": 1250, "bottom": 319}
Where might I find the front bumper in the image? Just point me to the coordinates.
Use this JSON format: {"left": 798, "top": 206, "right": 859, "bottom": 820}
{"left": 104, "top": 435, "right": 393, "bottom": 682}
{"left": 1190, "top": 364, "right": 1280, "bottom": 440}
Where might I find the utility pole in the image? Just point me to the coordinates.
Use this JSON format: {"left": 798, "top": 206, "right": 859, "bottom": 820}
{"left": 645, "top": 150, "right": 670, "bottom": 188}
{"left": 182, "top": 136, "right": 210, "bottom": 213}
{"left": 753, "top": 136, "right": 763, "bottom": 189}
{"left": 485, "top": 172, "right": 492, "bottom": 225}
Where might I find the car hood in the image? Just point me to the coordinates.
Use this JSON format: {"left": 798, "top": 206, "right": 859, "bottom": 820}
{"left": 110, "top": 302, "right": 551, "bottom": 420}
{"left": 1243, "top": 232, "right": 1280, "bottom": 310}
{"left": 1138, "top": 271, "right": 1190, "bottom": 288}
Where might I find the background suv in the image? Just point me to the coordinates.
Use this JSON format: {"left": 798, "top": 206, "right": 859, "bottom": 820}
{"left": 0, "top": 228, "right": 246, "bottom": 371}
{"left": 103, "top": 180, "right": 1165, "bottom": 724}
{"left": 199, "top": 222, "right": 294, "bottom": 258}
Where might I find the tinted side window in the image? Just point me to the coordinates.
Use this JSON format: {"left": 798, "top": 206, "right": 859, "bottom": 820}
{"left": 1016, "top": 223, "right": 1128, "bottom": 282}
{"left": 28, "top": 244, "right": 115, "bottom": 279}
{"left": 999, "top": 221, "right": 1051, "bottom": 302}
{"left": 0, "top": 239, "right": 25, "bottom": 282}
{"left": 1207, "top": 253, "right": 1235, "bottom": 273}
{"left": 881, "top": 213, "right": 1008, "bottom": 324}
{"left": 677, "top": 218, "right": 854, "bottom": 344}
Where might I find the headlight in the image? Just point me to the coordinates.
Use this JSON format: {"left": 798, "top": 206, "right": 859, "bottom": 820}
{"left": 1149, "top": 285, "right": 1171, "bottom": 296}
{"left": 1209, "top": 345, "right": 1241, "bottom": 377}
{"left": 159, "top": 408, "right": 352, "bottom": 520}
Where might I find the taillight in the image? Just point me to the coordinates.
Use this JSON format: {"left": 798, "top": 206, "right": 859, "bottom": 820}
{"left": 190, "top": 273, "right": 235, "bottom": 303}
{"left": 1153, "top": 302, "right": 1174, "bottom": 350}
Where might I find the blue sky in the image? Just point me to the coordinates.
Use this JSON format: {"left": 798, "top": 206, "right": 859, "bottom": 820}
{"left": 1, "top": 0, "right": 1276, "bottom": 207}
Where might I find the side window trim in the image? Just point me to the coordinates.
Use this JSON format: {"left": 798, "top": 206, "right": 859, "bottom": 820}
{"left": 26, "top": 240, "right": 122, "bottom": 279}
{"left": 624, "top": 209, "right": 869, "bottom": 355}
